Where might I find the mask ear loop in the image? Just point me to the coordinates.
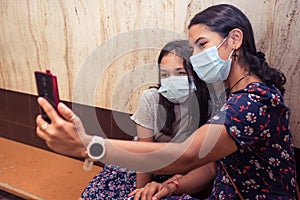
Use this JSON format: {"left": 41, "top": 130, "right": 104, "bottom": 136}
{"left": 217, "top": 30, "right": 233, "bottom": 49}
{"left": 216, "top": 37, "right": 228, "bottom": 49}
{"left": 219, "top": 31, "right": 237, "bottom": 61}
{"left": 228, "top": 49, "right": 235, "bottom": 60}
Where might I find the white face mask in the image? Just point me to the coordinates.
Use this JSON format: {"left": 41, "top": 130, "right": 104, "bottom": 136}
{"left": 190, "top": 37, "right": 233, "bottom": 83}
{"left": 157, "top": 76, "right": 196, "bottom": 103}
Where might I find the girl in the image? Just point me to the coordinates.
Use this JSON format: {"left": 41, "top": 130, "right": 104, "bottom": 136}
{"left": 80, "top": 40, "right": 211, "bottom": 199}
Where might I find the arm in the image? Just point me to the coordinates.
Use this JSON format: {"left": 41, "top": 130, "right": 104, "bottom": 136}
{"left": 165, "top": 162, "right": 216, "bottom": 195}
{"left": 103, "top": 124, "right": 237, "bottom": 174}
{"left": 128, "top": 162, "right": 216, "bottom": 199}
{"left": 135, "top": 125, "right": 154, "bottom": 188}
{"left": 36, "top": 97, "right": 237, "bottom": 175}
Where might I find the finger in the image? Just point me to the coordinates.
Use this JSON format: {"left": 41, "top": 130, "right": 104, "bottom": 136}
{"left": 36, "top": 113, "right": 48, "bottom": 129}
{"left": 149, "top": 182, "right": 169, "bottom": 200}
{"left": 36, "top": 125, "right": 48, "bottom": 141}
{"left": 128, "top": 189, "right": 139, "bottom": 197}
{"left": 37, "top": 97, "right": 61, "bottom": 123}
{"left": 57, "top": 102, "right": 76, "bottom": 122}
{"left": 151, "top": 183, "right": 172, "bottom": 200}
{"left": 143, "top": 187, "right": 153, "bottom": 200}
{"left": 141, "top": 184, "right": 149, "bottom": 200}
{"left": 36, "top": 115, "right": 49, "bottom": 141}
{"left": 141, "top": 183, "right": 157, "bottom": 200}
{"left": 133, "top": 189, "right": 143, "bottom": 200}
{"left": 152, "top": 189, "right": 170, "bottom": 200}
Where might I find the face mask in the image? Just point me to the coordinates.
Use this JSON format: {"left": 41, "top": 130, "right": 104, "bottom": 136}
{"left": 157, "top": 76, "right": 196, "bottom": 103}
{"left": 190, "top": 37, "right": 234, "bottom": 83}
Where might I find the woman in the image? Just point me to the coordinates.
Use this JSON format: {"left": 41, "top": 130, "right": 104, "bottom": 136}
{"left": 36, "top": 4, "right": 297, "bottom": 199}
{"left": 80, "top": 40, "right": 212, "bottom": 199}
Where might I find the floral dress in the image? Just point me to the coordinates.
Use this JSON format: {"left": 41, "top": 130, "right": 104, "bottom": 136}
{"left": 81, "top": 164, "right": 197, "bottom": 200}
{"left": 81, "top": 164, "right": 136, "bottom": 199}
{"left": 208, "top": 82, "right": 297, "bottom": 199}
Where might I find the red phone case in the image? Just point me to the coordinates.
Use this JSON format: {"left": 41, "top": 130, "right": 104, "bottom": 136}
{"left": 34, "top": 70, "right": 60, "bottom": 123}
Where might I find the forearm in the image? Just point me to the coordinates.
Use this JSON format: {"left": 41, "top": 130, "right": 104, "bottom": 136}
{"left": 101, "top": 138, "right": 195, "bottom": 174}
{"left": 168, "top": 162, "right": 216, "bottom": 195}
{"left": 100, "top": 124, "right": 236, "bottom": 174}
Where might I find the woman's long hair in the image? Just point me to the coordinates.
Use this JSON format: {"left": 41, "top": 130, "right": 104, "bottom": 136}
{"left": 188, "top": 4, "right": 286, "bottom": 95}
{"left": 156, "top": 40, "right": 210, "bottom": 137}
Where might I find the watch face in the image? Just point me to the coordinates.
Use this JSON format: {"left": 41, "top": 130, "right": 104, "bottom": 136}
{"left": 90, "top": 143, "right": 104, "bottom": 157}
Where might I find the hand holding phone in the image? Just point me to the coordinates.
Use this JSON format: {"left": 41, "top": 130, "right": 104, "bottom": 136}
{"left": 34, "top": 70, "right": 60, "bottom": 123}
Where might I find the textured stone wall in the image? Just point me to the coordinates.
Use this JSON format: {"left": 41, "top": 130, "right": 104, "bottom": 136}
{"left": 0, "top": 0, "right": 299, "bottom": 146}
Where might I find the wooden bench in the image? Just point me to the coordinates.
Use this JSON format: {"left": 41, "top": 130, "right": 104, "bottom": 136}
{"left": 0, "top": 137, "right": 102, "bottom": 200}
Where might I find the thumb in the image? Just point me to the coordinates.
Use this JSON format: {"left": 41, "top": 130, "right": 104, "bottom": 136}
{"left": 58, "top": 102, "right": 90, "bottom": 147}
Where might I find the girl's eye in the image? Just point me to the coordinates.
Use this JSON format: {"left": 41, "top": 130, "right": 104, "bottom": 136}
{"left": 177, "top": 71, "right": 187, "bottom": 76}
{"left": 160, "top": 73, "right": 169, "bottom": 79}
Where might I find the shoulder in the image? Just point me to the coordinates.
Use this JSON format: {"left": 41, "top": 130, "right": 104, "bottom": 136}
{"left": 140, "top": 88, "right": 160, "bottom": 102}
{"left": 227, "top": 82, "right": 284, "bottom": 110}
{"left": 223, "top": 82, "right": 288, "bottom": 133}
{"left": 222, "top": 83, "right": 290, "bottom": 148}
{"left": 141, "top": 87, "right": 159, "bottom": 96}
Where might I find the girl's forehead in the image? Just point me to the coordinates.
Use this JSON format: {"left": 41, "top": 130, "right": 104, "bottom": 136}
{"left": 161, "top": 53, "right": 183, "bottom": 64}
{"left": 160, "top": 54, "right": 184, "bottom": 69}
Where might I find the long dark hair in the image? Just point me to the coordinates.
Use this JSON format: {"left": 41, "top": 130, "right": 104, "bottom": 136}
{"left": 156, "top": 40, "right": 210, "bottom": 136}
{"left": 188, "top": 4, "right": 286, "bottom": 95}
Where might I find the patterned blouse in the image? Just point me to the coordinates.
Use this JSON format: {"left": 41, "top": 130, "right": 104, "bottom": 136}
{"left": 208, "top": 82, "right": 297, "bottom": 200}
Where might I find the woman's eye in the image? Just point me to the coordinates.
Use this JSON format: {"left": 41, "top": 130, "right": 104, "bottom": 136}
{"left": 197, "top": 41, "right": 207, "bottom": 48}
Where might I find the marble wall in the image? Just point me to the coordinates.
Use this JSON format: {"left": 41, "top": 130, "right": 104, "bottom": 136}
{"left": 0, "top": 0, "right": 299, "bottom": 146}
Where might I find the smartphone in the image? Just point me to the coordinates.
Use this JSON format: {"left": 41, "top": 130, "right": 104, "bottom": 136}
{"left": 34, "top": 70, "right": 60, "bottom": 123}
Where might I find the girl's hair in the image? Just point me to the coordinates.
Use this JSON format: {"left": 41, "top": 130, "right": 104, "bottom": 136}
{"left": 156, "top": 40, "right": 210, "bottom": 136}
{"left": 188, "top": 4, "right": 286, "bottom": 95}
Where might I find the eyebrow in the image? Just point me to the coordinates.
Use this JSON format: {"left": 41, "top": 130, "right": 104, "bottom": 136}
{"left": 160, "top": 67, "right": 185, "bottom": 72}
{"left": 160, "top": 69, "right": 168, "bottom": 72}
{"left": 194, "top": 36, "right": 205, "bottom": 44}
{"left": 175, "top": 66, "right": 185, "bottom": 71}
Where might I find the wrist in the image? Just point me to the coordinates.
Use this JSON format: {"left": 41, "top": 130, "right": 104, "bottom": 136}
{"left": 166, "top": 181, "right": 177, "bottom": 195}
{"left": 82, "top": 136, "right": 105, "bottom": 171}
{"left": 86, "top": 136, "right": 106, "bottom": 160}
{"left": 166, "top": 180, "right": 181, "bottom": 195}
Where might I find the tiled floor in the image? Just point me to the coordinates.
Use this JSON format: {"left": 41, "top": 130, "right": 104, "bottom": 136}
{"left": 0, "top": 190, "right": 25, "bottom": 200}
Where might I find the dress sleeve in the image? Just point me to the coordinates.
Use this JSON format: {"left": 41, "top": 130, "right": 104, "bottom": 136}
{"left": 130, "top": 89, "right": 158, "bottom": 131}
{"left": 208, "top": 92, "right": 271, "bottom": 149}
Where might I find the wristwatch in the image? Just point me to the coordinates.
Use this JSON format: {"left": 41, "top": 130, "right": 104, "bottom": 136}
{"left": 87, "top": 136, "right": 106, "bottom": 160}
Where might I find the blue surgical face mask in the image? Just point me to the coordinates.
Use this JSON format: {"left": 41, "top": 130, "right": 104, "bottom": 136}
{"left": 190, "top": 37, "right": 234, "bottom": 83}
{"left": 158, "top": 76, "right": 196, "bottom": 103}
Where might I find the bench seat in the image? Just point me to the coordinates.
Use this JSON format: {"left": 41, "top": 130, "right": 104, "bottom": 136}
{"left": 0, "top": 137, "right": 102, "bottom": 200}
